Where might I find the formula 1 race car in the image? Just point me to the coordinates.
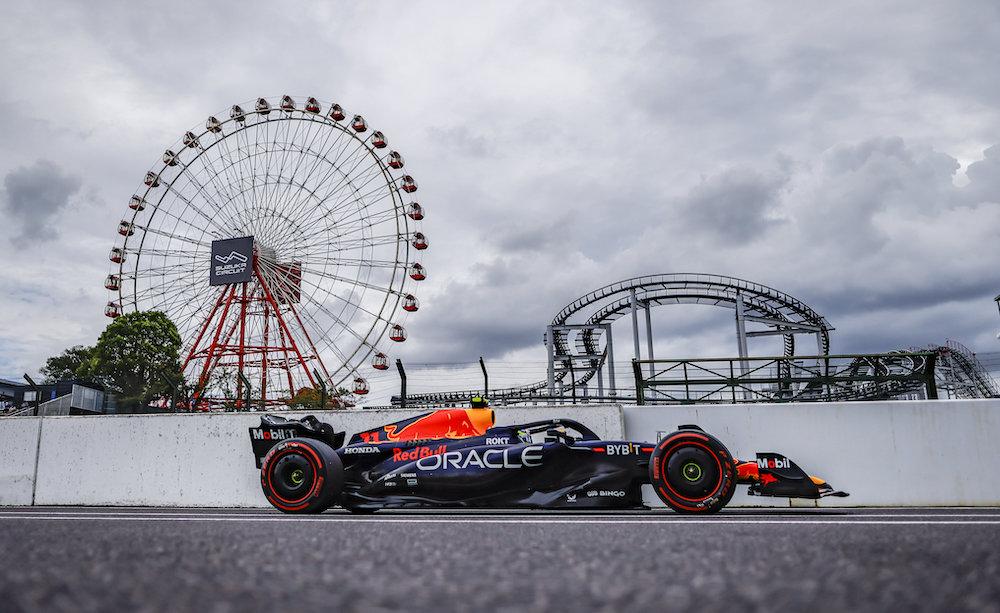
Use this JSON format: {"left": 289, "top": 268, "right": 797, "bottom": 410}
{"left": 248, "top": 409, "right": 847, "bottom": 514}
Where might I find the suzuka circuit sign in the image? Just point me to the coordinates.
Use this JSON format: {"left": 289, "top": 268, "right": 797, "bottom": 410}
{"left": 210, "top": 236, "right": 254, "bottom": 286}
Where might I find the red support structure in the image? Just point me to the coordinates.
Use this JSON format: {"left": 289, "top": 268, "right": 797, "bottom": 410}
{"left": 237, "top": 282, "right": 247, "bottom": 408}
{"left": 181, "top": 254, "right": 328, "bottom": 410}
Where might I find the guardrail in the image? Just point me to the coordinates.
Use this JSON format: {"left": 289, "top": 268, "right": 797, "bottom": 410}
{"left": 631, "top": 352, "right": 938, "bottom": 404}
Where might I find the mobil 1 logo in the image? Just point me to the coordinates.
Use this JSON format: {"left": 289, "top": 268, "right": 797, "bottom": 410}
{"left": 210, "top": 236, "right": 254, "bottom": 286}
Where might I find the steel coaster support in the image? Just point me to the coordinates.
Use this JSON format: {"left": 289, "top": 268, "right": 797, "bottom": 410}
{"left": 546, "top": 326, "right": 556, "bottom": 396}
{"left": 644, "top": 302, "right": 655, "bottom": 380}
{"left": 630, "top": 288, "right": 641, "bottom": 363}
{"left": 632, "top": 359, "right": 645, "bottom": 405}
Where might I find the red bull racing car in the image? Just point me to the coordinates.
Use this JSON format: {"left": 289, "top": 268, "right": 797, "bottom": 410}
{"left": 249, "top": 408, "right": 847, "bottom": 514}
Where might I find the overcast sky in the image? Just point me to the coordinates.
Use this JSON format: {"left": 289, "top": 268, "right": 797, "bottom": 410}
{"left": 1, "top": 1, "right": 999, "bottom": 390}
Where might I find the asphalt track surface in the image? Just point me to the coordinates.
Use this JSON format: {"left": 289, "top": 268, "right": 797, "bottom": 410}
{"left": 0, "top": 508, "right": 998, "bottom": 612}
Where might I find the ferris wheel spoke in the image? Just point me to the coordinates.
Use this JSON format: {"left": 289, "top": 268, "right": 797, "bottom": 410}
{"left": 258, "top": 258, "right": 399, "bottom": 323}
{"left": 167, "top": 159, "right": 250, "bottom": 235}
{"left": 296, "top": 255, "right": 401, "bottom": 269}
{"left": 129, "top": 274, "right": 208, "bottom": 312}
{"left": 154, "top": 283, "right": 215, "bottom": 324}
{"left": 191, "top": 147, "right": 257, "bottom": 234}
{"left": 300, "top": 232, "right": 407, "bottom": 255}
{"left": 254, "top": 264, "right": 357, "bottom": 365}
{"left": 134, "top": 223, "right": 214, "bottom": 248}
{"left": 273, "top": 118, "right": 342, "bottom": 214}
{"left": 259, "top": 115, "right": 295, "bottom": 219}
{"left": 127, "top": 262, "right": 203, "bottom": 280}
{"left": 281, "top": 260, "right": 406, "bottom": 297}
{"left": 219, "top": 127, "right": 263, "bottom": 231}
{"left": 324, "top": 201, "right": 404, "bottom": 241}
{"left": 270, "top": 282, "right": 380, "bottom": 360}
{"left": 124, "top": 247, "right": 206, "bottom": 260}
{"left": 301, "top": 155, "right": 394, "bottom": 227}
{"left": 152, "top": 169, "right": 244, "bottom": 238}
{"left": 318, "top": 156, "right": 392, "bottom": 212}
{"left": 280, "top": 143, "right": 385, "bottom": 232}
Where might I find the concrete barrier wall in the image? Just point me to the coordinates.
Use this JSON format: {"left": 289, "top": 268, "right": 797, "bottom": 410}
{"left": 0, "top": 417, "right": 41, "bottom": 505}
{"left": 25, "top": 405, "right": 623, "bottom": 507}
{"left": 3, "top": 400, "right": 999, "bottom": 507}
{"left": 623, "top": 399, "right": 1000, "bottom": 507}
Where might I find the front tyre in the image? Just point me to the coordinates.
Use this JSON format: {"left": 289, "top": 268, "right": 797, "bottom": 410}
{"left": 260, "top": 438, "right": 343, "bottom": 513}
{"left": 649, "top": 430, "right": 736, "bottom": 514}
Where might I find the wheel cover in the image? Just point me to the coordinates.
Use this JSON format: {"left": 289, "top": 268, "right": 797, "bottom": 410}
{"left": 270, "top": 452, "right": 316, "bottom": 502}
{"left": 660, "top": 441, "right": 723, "bottom": 502}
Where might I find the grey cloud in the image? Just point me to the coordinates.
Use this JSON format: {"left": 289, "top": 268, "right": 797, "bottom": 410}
{"left": 3, "top": 1, "right": 1000, "bottom": 381}
{"left": 681, "top": 167, "right": 787, "bottom": 244}
{"left": 427, "top": 125, "right": 494, "bottom": 158}
{"left": 963, "top": 145, "right": 1000, "bottom": 204}
{"left": 1, "top": 159, "right": 82, "bottom": 243}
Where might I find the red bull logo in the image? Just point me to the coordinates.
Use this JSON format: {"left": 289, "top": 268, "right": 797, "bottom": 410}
{"left": 392, "top": 444, "right": 447, "bottom": 462}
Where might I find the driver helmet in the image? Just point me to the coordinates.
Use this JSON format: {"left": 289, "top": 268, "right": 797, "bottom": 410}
{"left": 470, "top": 396, "right": 488, "bottom": 408}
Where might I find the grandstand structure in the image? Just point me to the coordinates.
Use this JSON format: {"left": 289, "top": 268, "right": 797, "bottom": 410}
{"left": 394, "top": 274, "right": 1000, "bottom": 406}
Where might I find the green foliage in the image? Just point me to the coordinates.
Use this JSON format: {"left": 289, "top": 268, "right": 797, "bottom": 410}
{"left": 40, "top": 345, "right": 94, "bottom": 383}
{"left": 288, "top": 386, "right": 349, "bottom": 409}
{"left": 87, "top": 311, "right": 183, "bottom": 409}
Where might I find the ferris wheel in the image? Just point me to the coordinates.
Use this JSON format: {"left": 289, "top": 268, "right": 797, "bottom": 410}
{"left": 104, "top": 95, "right": 427, "bottom": 407}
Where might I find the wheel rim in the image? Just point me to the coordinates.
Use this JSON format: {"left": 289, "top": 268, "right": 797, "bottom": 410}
{"left": 271, "top": 453, "right": 315, "bottom": 501}
{"left": 665, "top": 446, "right": 720, "bottom": 499}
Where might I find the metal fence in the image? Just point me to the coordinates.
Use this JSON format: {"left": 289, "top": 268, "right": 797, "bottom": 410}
{"left": 631, "top": 352, "right": 939, "bottom": 404}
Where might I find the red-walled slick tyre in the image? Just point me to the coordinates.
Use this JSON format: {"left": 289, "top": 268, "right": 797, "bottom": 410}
{"left": 260, "top": 438, "right": 343, "bottom": 513}
{"left": 649, "top": 429, "right": 736, "bottom": 514}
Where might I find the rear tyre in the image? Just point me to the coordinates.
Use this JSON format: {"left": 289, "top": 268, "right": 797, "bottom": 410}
{"left": 260, "top": 438, "right": 343, "bottom": 513}
{"left": 649, "top": 430, "right": 736, "bottom": 514}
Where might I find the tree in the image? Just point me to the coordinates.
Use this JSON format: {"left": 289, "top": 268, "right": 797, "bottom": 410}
{"left": 288, "top": 387, "right": 351, "bottom": 409}
{"left": 40, "top": 345, "right": 94, "bottom": 383}
{"left": 86, "top": 311, "right": 183, "bottom": 409}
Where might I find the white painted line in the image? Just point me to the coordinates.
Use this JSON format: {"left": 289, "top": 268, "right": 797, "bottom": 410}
{"left": 0, "top": 514, "right": 998, "bottom": 525}
{"left": 1, "top": 511, "right": 1000, "bottom": 518}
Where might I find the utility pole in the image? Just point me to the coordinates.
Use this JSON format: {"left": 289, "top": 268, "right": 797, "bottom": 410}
{"left": 396, "top": 359, "right": 407, "bottom": 408}
{"left": 479, "top": 357, "right": 489, "bottom": 398}
{"left": 22, "top": 374, "right": 40, "bottom": 416}
{"left": 312, "top": 368, "right": 326, "bottom": 410}
{"left": 238, "top": 372, "right": 253, "bottom": 411}
{"left": 158, "top": 370, "right": 179, "bottom": 412}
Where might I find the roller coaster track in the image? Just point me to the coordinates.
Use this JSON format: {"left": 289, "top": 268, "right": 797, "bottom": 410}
{"left": 928, "top": 340, "right": 1000, "bottom": 399}
{"left": 400, "top": 274, "right": 836, "bottom": 404}
{"left": 397, "top": 275, "right": 997, "bottom": 405}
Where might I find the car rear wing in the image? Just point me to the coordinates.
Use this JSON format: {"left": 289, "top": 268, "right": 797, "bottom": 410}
{"left": 248, "top": 414, "right": 345, "bottom": 468}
